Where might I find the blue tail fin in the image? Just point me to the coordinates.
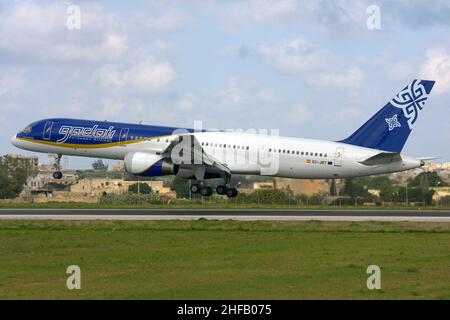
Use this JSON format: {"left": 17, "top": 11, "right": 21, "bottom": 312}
{"left": 339, "top": 79, "right": 435, "bottom": 152}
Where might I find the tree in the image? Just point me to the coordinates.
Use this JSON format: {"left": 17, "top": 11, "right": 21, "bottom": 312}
{"left": 410, "top": 172, "right": 447, "bottom": 187}
{"left": 92, "top": 159, "right": 108, "bottom": 171}
{"left": 329, "top": 179, "right": 337, "bottom": 196}
{"left": 128, "top": 183, "right": 152, "bottom": 194}
{"left": 0, "top": 155, "right": 32, "bottom": 198}
{"left": 171, "top": 177, "right": 191, "bottom": 199}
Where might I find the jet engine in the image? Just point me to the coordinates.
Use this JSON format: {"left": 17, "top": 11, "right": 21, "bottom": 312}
{"left": 124, "top": 152, "right": 178, "bottom": 177}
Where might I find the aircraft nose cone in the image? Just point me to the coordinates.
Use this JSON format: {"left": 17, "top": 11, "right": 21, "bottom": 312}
{"left": 10, "top": 134, "right": 17, "bottom": 146}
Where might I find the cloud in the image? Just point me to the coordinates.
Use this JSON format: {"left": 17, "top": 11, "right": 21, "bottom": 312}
{"left": 222, "top": 0, "right": 368, "bottom": 32}
{"left": 218, "top": 78, "right": 244, "bottom": 105}
{"left": 225, "top": 0, "right": 301, "bottom": 28}
{"left": 383, "top": 0, "right": 450, "bottom": 29}
{"left": 421, "top": 48, "right": 450, "bottom": 94}
{"left": 306, "top": 67, "right": 364, "bottom": 89}
{"left": 259, "top": 38, "right": 327, "bottom": 74}
{"left": 95, "top": 58, "right": 176, "bottom": 94}
{"left": 287, "top": 104, "right": 313, "bottom": 124}
{"left": 386, "top": 61, "right": 415, "bottom": 82}
{"left": 0, "top": 2, "right": 127, "bottom": 63}
{"left": 135, "top": 9, "right": 187, "bottom": 32}
{"left": 220, "top": 44, "right": 250, "bottom": 58}
{"left": 176, "top": 95, "right": 196, "bottom": 111}
{"left": 0, "top": 67, "right": 26, "bottom": 97}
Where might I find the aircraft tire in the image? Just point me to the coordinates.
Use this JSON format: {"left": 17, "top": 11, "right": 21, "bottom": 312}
{"left": 226, "top": 188, "right": 238, "bottom": 198}
{"left": 216, "top": 185, "right": 227, "bottom": 195}
{"left": 200, "top": 186, "right": 213, "bottom": 197}
{"left": 190, "top": 184, "right": 201, "bottom": 194}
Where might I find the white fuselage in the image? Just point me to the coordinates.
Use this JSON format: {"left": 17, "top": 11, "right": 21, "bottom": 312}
{"left": 11, "top": 131, "right": 421, "bottom": 179}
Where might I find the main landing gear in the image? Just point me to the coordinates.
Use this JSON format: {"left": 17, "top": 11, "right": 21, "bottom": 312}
{"left": 52, "top": 154, "right": 63, "bottom": 179}
{"left": 190, "top": 183, "right": 238, "bottom": 198}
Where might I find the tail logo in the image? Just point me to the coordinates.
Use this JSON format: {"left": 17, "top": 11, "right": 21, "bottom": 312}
{"left": 390, "top": 79, "right": 429, "bottom": 130}
{"left": 385, "top": 114, "right": 401, "bottom": 131}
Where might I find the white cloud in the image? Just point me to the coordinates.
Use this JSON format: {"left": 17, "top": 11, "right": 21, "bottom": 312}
{"left": 96, "top": 99, "right": 125, "bottom": 119}
{"left": 176, "top": 95, "right": 196, "bottom": 111}
{"left": 287, "top": 104, "right": 312, "bottom": 124}
{"left": 421, "top": 48, "right": 450, "bottom": 94}
{"left": 386, "top": 61, "right": 415, "bottom": 82}
{"left": 95, "top": 58, "right": 176, "bottom": 94}
{"left": 306, "top": 67, "right": 364, "bottom": 89}
{"left": 218, "top": 78, "right": 244, "bottom": 105}
{"left": 137, "top": 9, "right": 187, "bottom": 32}
{"left": 0, "top": 2, "right": 127, "bottom": 63}
{"left": 259, "top": 38, "right": 327, "bottom": 74}
{"left": 0, "top": 67, "right": 26, "bottom": 97}
{"left": 226, "top": 0, "right": 301, "bottom": 27}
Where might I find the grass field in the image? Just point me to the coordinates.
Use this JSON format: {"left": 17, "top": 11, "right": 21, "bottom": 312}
{"left": 0, "top": 219, "right": 449, "bottom": 299}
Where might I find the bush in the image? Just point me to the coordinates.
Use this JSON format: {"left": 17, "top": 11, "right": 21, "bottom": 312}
{"left": 235, "top": 189, "right": 293, "bottom": 204}
{"left": 99, "top": 193, "right": 166, "bottom": 205}
{"left": 128, "top": 183, "right": 152, "bottom": 194}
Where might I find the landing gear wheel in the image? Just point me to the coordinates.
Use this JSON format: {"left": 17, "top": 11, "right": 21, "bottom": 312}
{"left": 226, "top": 188, "right": 238, "bottom": 198}
{"left": 190, "top": 184, "right": 201, "bottom": 194}
{"left": 200, "top": 186, "right": 213, "bottom": 197}
{"left": 216, "top": 185, "right": 227, "bottom": 195}
{"left": 53, "top": 171, "right": 63, "bottom": 179}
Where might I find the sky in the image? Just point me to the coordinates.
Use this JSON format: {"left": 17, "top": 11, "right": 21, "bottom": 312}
{"left": 1, "top": 0, "right": 450, "bottom": 169}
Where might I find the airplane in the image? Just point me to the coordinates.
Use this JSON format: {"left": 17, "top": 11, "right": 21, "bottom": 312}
{"left": 11, "top": 79, "right": 435, "bottom": 198}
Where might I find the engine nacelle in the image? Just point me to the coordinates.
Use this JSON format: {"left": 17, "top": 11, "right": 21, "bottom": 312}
{"left": 124, "top": 152, "right": 178, "bottom": 177}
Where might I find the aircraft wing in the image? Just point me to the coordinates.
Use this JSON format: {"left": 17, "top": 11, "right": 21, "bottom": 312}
{"left": 161, "top": 134, "right": 231, "bottom": 180}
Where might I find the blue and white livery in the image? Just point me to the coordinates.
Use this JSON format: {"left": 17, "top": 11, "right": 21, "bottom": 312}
{"left": 11, "top": 80, "right": 436, "bottom": 197}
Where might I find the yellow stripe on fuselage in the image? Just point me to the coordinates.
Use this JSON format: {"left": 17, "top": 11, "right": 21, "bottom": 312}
{"left": 16, "top": 135, "right": 173, "bottom": 149}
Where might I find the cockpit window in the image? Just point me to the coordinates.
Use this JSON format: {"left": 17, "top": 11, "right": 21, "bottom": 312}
{"left": 22, "top": 126, "right": 32, "bottom": 134}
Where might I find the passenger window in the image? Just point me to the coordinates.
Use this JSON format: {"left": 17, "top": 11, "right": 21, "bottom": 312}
{"left": 320, "top": 153, "right": 323, "bottom": 157}
{"left": 315, "top": 153, "right": 318, "bottom": 156}
{"left": 287, "top": 150, "right": 290, "bottom": 154}
{"left": 306, "top": 152, "right": 309, "bottom": 156}
{"left": 246, "top": 146, "right": 249, "bottom": 150}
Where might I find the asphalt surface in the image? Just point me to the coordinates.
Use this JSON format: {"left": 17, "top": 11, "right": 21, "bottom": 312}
{"left": 0, "top": 209, "right": 450, "bottom": 222}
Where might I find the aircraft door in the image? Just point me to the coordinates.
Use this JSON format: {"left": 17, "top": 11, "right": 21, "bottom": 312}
{"left": 119, "top": 128, "right": 129, "bottom": 142}
{"left": 43, "top": 121, "right": 53, "bottom": 140}
{"left": 334, "top": 147, "right": 344, "bottom": 167}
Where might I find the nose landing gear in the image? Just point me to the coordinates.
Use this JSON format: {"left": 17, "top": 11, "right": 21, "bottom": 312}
{"left": 51, "top": 154, "right": 63, "bottom": 179}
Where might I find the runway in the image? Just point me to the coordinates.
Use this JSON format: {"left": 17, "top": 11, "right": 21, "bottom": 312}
{"left": 1, "top": 209, "right": 450, "bottom": 222}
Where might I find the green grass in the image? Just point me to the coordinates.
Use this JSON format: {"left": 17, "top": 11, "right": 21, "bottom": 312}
{"left": 0, "top": 220, "right": 449, "bottom": 299}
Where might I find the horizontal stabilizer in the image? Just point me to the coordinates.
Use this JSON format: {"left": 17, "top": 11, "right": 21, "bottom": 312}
{"left": 359, "top": 152, "right": 402, "bottom": 166}
{"left": 416, "top": 156, "right": 438, "bottom": 161}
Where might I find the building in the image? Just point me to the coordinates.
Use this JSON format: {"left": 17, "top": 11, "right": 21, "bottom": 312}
{"left": 274, "top": 178, "right": 330, "bottom": 197}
